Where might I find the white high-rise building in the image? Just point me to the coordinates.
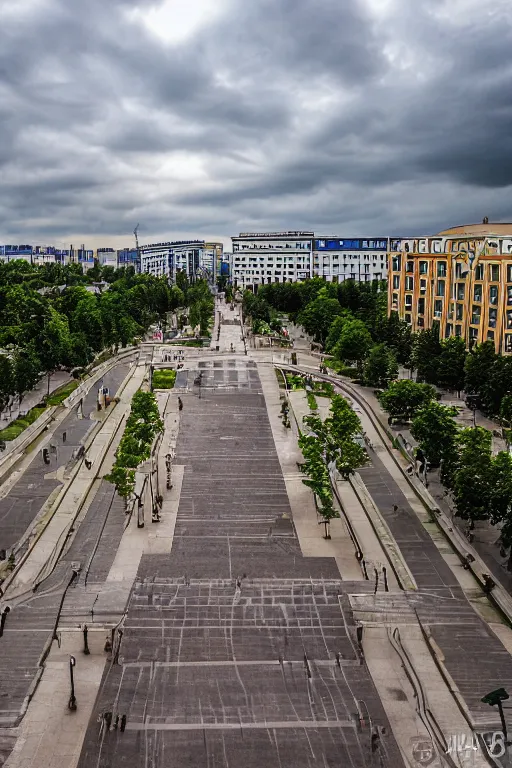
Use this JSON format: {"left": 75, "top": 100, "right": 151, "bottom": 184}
{"left": 231, "top": 232, "right": 390, "bottom": 289}
{"left": 313, "top": 237, "right": 389, "bottom": 282}
{"left": 231, "top": 232, "right": 313, "bottom": 291}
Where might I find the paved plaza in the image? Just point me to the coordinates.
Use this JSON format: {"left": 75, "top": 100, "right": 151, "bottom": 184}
{"left": 76, "top": 358, "right": 405, "bottom": 768}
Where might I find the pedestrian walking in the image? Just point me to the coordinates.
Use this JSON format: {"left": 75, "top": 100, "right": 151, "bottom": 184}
{"left": 120, "top": 714, "right": 127, "bottom": 732}
{"left": 178, "top": 397, "right": 183, "bottom": 411}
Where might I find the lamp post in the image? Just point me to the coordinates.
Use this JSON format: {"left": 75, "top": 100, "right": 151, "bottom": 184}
{"left": 68, "top": 655, "right": 77, "bottom": 710}
{"left": 482, "top": 688, "right": 509, "bottom": 745}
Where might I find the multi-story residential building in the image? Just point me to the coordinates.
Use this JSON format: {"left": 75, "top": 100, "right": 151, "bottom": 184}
{"left": 388, "top": 222, "right": 512, "bottom": 354}
{"left": 218, "top": 252, "right": 231, "bottom": 279}
{"left": 204, "top": 242, "right": 223, "bottom": 277}
{"left": 0, "top": 245, "right": 69, "bottom": 265}
{"left": 97, "top": 248, "right": 117, "bottom": 268}
{"left": 140, "top": 240, "right": 216, "bottom": 282}
{"left": 231, "top": 232, "right": 313, "bottom": 290}
{"left": 117, "top": 248, "right": 139, "bottom": 270}
{"left": 313, "top": 237, "right": 389, "bottom": 282}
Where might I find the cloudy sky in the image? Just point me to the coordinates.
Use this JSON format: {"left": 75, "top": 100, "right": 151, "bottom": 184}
{"left": 2, "top": 0, "right": 512, "bottom": 249}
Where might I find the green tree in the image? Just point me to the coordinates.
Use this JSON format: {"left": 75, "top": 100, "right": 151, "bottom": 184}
{"left": 436, "top": 336, "right": 467, "bottom": 395}
{"left": 363, "top": 343, "right": 398, "bottom": 388}
{"left": 411, "top": 401, "right": 458, "bottom": 469}
{"left": 297, "top": 289, "right": 342, "bottom": 344}
{"left": 324, "top": 312, "right": 353, "bottom": 353}
{"left": 489, "top": 452, "right": 512, "bottom": 569}
{"left": 13, "top": 343, "right": 41, "bottom": 403}
{"left": 334, "top": 319, "right": 373, "bottom": 370}
{"left": 378, "top": 379, "right": 437, "bottom": 421}
{"left": 452, "top": 427, "right": 493, "bottom": 527}
{"left": 38, "top": 307, "right": 73, "bottom": 372}
{"left": 378, "top": 311, "right": 413, "bottom": 367}
{"left": 482, "top": 356, "right": 512, "bottom": 416}
{"left": 412, "top": 324, "right": 442, "bottom": 384}
{"left": 0, "top": 354, "right": 14, "bottom": 414}
{"left": 464, "top": 341, "right": 496, "bottom": 399}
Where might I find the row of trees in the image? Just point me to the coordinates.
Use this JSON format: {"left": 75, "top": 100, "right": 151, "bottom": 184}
{"left": 0, "top": 261, "right": 184, "bottom": 414}
{"left": 251, "top": 278, "right": 512, "bottom": 421}
{"left": 376, "top": 379, "right": 512, "bottom": 567}
{"left": 298, "top": 395, "right": 367, "bottom": 522}
{"left": 105, "top": 391, "right": 164, "bottom": 499}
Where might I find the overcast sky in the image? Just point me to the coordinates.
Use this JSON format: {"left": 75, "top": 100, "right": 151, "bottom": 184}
{"left": 2, "top": 0, "right": 512, "bottom": 249}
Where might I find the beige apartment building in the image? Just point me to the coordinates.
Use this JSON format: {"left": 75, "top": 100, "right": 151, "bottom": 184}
{"left": 388, "top": 222, "right": 512, "bottom": 354}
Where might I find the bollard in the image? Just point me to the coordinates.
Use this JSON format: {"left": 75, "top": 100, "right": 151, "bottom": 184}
{"left": 83, "top": 624, "right": 90, "bottom": 655}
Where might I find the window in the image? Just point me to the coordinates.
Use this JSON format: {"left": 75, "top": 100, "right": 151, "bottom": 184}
{"left": 405, "top": 294, "right": 413, "bottom": 309}
{"left": 437, "top": 261, "right": 447, "bottom": 277}
{"left": 507, "top": 310, "right": 512, "bottom": 329}
{"left": 406, "top": 260, "right": 414, "bottom": 273}
{"left": 469, "top": 327, "right": 479, "bottom": 341}
{"left": 418, "top": 297, "right": 425, "bottom": 314}
{"left": 419, "top": 261, "right": 428, "bottom": 274}
{"left": 436, "top": 280, "right": 445, "bottom": 297}
{"left": 420, "top": 279, "right": 427, "bottom": 292}
{"left": 455, "top": 262, "right": 463, "bottom": 278}
{"left": 417, "top": 317, "right": 424, "bottom": 327}
{"left": 455, "top": 325, "right": 462, "bottom": 337}
{"left": 508, "top": 265, "right": 512, "bottom": 283}
{"left": 508, "top": 286, "right": 512, "bottom": 305}
{"left": 456, "top": 304, "right": 464, "bottom": 321}
{"left": 489, "top": 285, "right": 499, "bottom": 305}
{"left": 456, "top": 283, "right": 465, "bottom": 301}
{"left": 489, "top": 264, "right": 500, "bottom": 282}
{"left": 475, "top": 264, "right": 484, "bottom": 280}
{"left": 487, "top": 330, "right": 495, "bottom": 341}
{"left": 446, "top": 324, "right": 452, "bottom": 338}
{"left": 506, "top": 335, "right": 512, "bottom": 353}
{"left": 405, "top": 276, "right": 414, "bottom": 291}
{"left": 392, "top": 256, "right": 401, "bottom": 271}
{"left": 471, "top": 305, "right": 481, "bottom": 325}
{"left": 434, "top": 299, "right": 443, "bottom": 318}
{"left": 473, "top": 284, "right": 483, "bottom": 302}
{"left": 392, "top": 293, "right": 399, "bottom": 307}
{"left": 489, "top": 308, "right": 498, "bottom": 328}
{"left": 405, "top": 313, "right": 411, "bottom": 324}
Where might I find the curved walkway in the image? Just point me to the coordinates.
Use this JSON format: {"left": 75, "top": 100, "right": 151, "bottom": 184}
{"left": 284, "top": 362, "right": 512, "bottom": 733}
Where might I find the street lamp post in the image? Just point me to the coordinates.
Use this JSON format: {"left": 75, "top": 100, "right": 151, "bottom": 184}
{"left": 482, "top": 688, "right": 509, "bottom": 745}
{"left": 68, "top": 656, "right": 77, "bottom": 710}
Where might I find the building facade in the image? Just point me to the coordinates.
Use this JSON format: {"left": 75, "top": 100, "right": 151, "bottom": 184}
{"left": 231, "top": 232, "right": 313, "bottom": 290}
{"left": 231, "top": 232, "right": 391, "bottom": 289}
{"left": 387, "top": 223, "right": 512, "bottom": 355}
{"left": 97, "top": 248, "right": 117, "bottom": 268}
{"left": 313, "top": 237, "right": 388, "bottom": 282}
{"left": 139, "top": 240, "right": 217, "bottom": 282}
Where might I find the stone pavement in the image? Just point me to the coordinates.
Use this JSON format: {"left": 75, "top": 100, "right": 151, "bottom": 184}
{"left": 75, "top": 359, "right": 405, "bottom": 768}
{"left": 0, "top": 359, "right": 142, "bottom": 762}
{"left": 4, "top": 630, "right": 106, "bottom": 768}
{"left": 0, "top": 363, "right": 131, "bottom": 555}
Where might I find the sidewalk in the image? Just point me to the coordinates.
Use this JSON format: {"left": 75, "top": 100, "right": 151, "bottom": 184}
{"left": 0, "top": 371, "right": 72, "bottom": 428}
{"left": 352, "top": 382, "right": 512, "bottom": 595}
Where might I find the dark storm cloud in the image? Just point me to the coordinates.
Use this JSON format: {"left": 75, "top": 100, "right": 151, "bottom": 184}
{"left": 1, "top": 0, "right": 512, "bottom": 245}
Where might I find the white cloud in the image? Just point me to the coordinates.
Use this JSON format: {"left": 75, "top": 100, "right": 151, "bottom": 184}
{"left": 127, "top": 0, "right": 230, "bottom": 44}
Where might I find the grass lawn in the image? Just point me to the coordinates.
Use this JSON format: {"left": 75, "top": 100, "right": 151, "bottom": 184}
{"left": 0, "top": 406, "right": 48, "bottom": 442}
{"left": 152, "top": 369, "right": 177, "bottom": 389}
{"left": 46, "top": 380, "right": 79, "bottom": 406}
